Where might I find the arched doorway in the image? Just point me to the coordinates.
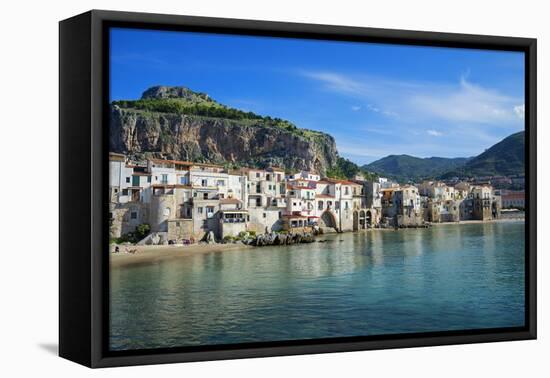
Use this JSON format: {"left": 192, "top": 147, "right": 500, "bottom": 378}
{"left": 366, "top": 210, "right": 372, "bottom": 226}
{"left": 319, "top": 210, "right": 337, "bottom": 229}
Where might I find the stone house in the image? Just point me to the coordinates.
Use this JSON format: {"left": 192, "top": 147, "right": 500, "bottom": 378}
{"left": 393, "top": 185, "right": 424, "bottom": 226}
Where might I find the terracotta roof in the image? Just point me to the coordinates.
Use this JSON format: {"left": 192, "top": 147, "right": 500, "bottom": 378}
{"left": 316, "top": 194, "right": 335, "bottom": 198}
{"left": 152, "top": 184, "right": 191, "bottom": 189}
{"left": 150, "top": 158, "right": 223, "bottom": 169}
{"left": 287, "top": 184, "right": 316, "bottom": 190}
{"left": 150, "top": 158, "right": 192, "bottom": 166}
{"left": 319, "top": 178, "right": 356, "bottom": 185}
{"left": 220, "top": 198, "right": 242, "bottom": 205}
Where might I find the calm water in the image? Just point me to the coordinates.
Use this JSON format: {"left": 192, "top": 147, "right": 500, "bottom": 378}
{"left": 110, "top": 221, "right": 525, "bottom": 351}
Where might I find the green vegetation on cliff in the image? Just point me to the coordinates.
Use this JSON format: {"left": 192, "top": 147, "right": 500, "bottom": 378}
{"left": 113, "top": 88, "right": 324, "bottom": 139}
{"left": 326, "top": 157, "right": 378, "bottom": 181}
{"left": 110, "top": 86, "right": 340, "bottom": 175}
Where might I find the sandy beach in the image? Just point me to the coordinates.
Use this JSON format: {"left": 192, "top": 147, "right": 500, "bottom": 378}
{"left": 110, "top": 243, "right": 252, "bottom": 268}
{"left": 111, "top": 218, "right": 525, "bottom": 268}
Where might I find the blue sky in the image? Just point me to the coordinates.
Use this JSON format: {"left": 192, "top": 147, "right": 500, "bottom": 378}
{"left": 110, "top": 28, "right": 525, "bottom": 164}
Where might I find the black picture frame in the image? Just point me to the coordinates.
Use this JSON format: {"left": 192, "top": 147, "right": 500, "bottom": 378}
{"left": 59, "top": 9, "right": 537, "bottom": 368}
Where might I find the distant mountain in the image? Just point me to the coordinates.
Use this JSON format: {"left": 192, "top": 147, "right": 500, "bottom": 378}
{"left": 364, "top": 131, "right": 525, "bottom": 182}
{"left": 440, "top": 131, "right": 525, "bottom": 178}
{"left": 363, "top": 155, "right": 470, "bottom": 182}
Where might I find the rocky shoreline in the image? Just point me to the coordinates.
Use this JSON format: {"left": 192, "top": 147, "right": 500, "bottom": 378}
{"left": 241, "top": 232, "right": 316, "bottom": 247}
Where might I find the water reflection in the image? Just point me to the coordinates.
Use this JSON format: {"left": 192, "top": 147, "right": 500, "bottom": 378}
{"left": 110, "top": 221, "right": 525, "bottom": 351}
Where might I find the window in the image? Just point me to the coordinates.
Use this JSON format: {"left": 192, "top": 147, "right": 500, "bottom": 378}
{"left": 335, "top": 201, "right": 340, "bottom": 210}
{"left": 126, "top": 177, "right": 130, "bottom": 183}
{"left": 180, "top": 177, "right": 187, "bottom": 184}
{"left": 318, "top": 201, "right": 324, "bottom": 210}
{"left": 161, "top": 174, "right": 168, "bottom": 184}
{"left": 147, "top": 176, "right": 151, "bottom": 183}
{"left": 219, "top": 193, "right": 225, "bottom": 199}
{"left": 344, "top": 202, "right": 349, "bottom": 210}
{"left": 130, "top": 211, "right": 137, "bottom": 219}
{"left": 163, "top": 208, "right": 170, "bottom": 217}
{"left": 122, "top": 189, "right": 129, "bottom": 196}
{"left": 114, "top": 188, "right": 118, "bottom": 193}
{"left": 278, "top": 211, "right": 282, "bottom": 219}
{"left": 109, "top": 212, "right": 113, "bottom": 219}
{"left": 201, "top": 179, "right": 208, "bottom": 187}
{"left": 193, "top": 192, "right": 198, "bottom": 197}
{"left": 217, "top": 180, "right": 225, "bottom": 186}
{"left": 197, "top": 207, "right": 203, "bottom": 214}
{"left": 263, "top": 213, "right": 266, "bottom": 218}
{"left": 256, "top": 172, "right": 260, "bottom": 178}
{"left": 345, "top": 187, "right": 349, "bottom": 195}
{"left": 203, "top": 193, "right": 208, "bottom": 200}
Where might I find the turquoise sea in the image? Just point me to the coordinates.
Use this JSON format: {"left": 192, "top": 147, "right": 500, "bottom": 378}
{"left": 110, "top": 221, "right": 525, "bottom": 351}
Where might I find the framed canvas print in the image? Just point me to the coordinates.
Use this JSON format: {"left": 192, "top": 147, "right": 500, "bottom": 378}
{"left": 59, "top": 10, "right": 537, "bottom": 368}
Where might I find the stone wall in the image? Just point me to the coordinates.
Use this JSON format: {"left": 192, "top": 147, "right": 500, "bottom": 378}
{"left": 219, "top": 221, "right": 248, "bottom": 239}
{"left": 109, "top": 202, "right": 149, "bottom": 238}
{"left": 167, "top": 219, "right": 193, "bottom": 241}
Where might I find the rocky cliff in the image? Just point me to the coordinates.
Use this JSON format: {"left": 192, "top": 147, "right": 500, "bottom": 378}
{"left": 109, "top": 86, "right": 339, "bottom": 173}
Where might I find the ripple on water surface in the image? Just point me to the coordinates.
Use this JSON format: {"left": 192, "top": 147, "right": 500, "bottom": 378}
{"left": 110, "top": 221, "right": 525, "bottom": 351}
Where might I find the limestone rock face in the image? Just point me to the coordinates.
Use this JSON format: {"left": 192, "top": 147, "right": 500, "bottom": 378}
{"left": 109, "top": 106, "right": 339, "bottom": 175}
{"left": 141, "top": 85, "right": 212, "bottom": 102}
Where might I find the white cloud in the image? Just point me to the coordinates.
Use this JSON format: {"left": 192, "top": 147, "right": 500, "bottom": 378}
{"left": 514, "top": 104, "right": 525, "bottom": 119}
{"left": 351, "top": 105, "right": 361, "bottom": 111}
{"left": 301, "top": 70, "right": 523, "bottom": 127}
{"left": 367, "top": 104, "right": 380, "bottom": 112}
{"left": 410, "top": 77, "right": 522, "bottom": 125}
{"left": 427, "top": 129, "right": 443, "bottom": 137}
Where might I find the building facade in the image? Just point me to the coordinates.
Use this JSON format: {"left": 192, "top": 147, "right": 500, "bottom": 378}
{"left": 109, "top": 154, "right": 502, "bottom": 243}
